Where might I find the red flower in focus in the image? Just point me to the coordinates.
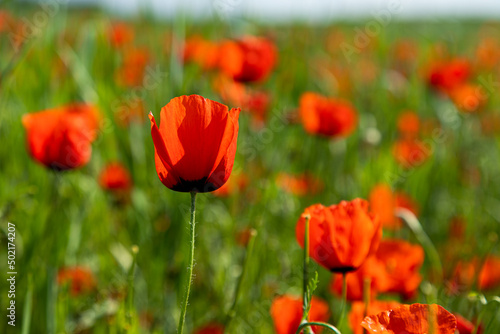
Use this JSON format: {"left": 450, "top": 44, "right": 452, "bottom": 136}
{"left": 427, "top": 58, "right": 471, "bottom": 93}
{"left": 331, "top": 239, "right": 424, "bottom": 300}
{"left": 299, "top": 92, "right": 357, "bottom": 138}
{"left": 392, "top": 138, "right": 431, "bottom": 168}
{"left": 219, "top": 36, "right": 277, "bottom": 83}
{"left": 22, "top": 104, "right": 100, "bottom": 171}
{"left": 99, "top": 162, "right": 132, "bottom": 193}
{"left": 296, "top": 199, "right": 381, "bottom": 273}
{"left": 149, "top": 95, "right": 240, "bottom": 193}
{"left": 349, "top": 300, "right": 401, "bottom": 334}
{"left": 109, "top": 22, "right": 134, "bottom": 49}
{"left": 57, "top": 267, "right": 96, "bottom": 296}
{"left": 396, "top": 111, "right": 420, "bottom": 139}
{"left": 193, "top": 323, "right": 225, "bottom": 334}
{"left": 183, "top": 35, "right": 221, "bottom": 70}
{"left": 276, "top": 173, "right": 324, "bottom": 197}
{"left": 270, "top": 295, "right": 330, "bottom": 334}
{"left": 361, "top": 303, "right": 457, "bottom": 334}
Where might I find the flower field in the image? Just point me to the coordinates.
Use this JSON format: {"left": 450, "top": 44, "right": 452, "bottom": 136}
{"left": 1, "top": 5, "right": 500, "bottom": 334}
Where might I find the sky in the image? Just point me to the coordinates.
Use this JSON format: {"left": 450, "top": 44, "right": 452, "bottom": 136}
{"left": 91, "top": 0, "right": 500, "bottom": 21}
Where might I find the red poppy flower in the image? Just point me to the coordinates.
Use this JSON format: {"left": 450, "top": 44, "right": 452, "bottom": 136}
{"left": 331, "top": 239, "right": 423, "bottom": 300}
{"left": 369, "top": 184, "right": 419, "bottom": 230}
{"left": 57, "top": 266, "right": 96, "bottom": 296}
{"left": 299, "top": 92, "right": 357, "bottom": 138}
{"left": 218, "top": 36, "right": 277, "bottom": 83}
{"left": 361, "top": 303, "right": 457, "bottom": 334}
{"left": 183, "top": 35, "right": 221, "bottom": 70}
{"left": 392, "top": 138, "right": 431, "bottom": 168}
{"left": 149, "top": 95, "right": 240, "bottom": 193}
{"left": 270, "top": 295, "right": 330, "bottom": 334}
{"left": 449, "top": 83, "right": 487, "bottom": 113}
{"left": 475, "top": 37, "right": 500, "bottom": 71}
{"left": 427, "top": 58, "right": 471, "bottom": 93}
{"left": 276, "top": 173, "right": 324, "bottom": 197}
{"left": 22, "top": 104, "right": 100, "bottom": 171}
{"left": 330, "top": 256, "right": 386, "bottom": 301}
{"left": 116, "top": 47, "right": 150, "bottom": 87}
{"left": 296, "top": 199, "right": 381, "bottom": 273}
{"left": 193, "top": 323, "right": 225, "bottom": 334}
{"left": 455, "top": 314, "right": 483, "bottom": 334}
{"left": 109, "top": 22, "right": 134, "bottom": 49}
{"left": 396, "top": 111, "right": 420, "bottom": 139}
{"left": 478, "top": 255, "right": 500, "bottom": 290}
{"left": 349, "top": 300, "right": 401, "bottom": 334}
{"left": 99, "top": 162, "right": 132, "bottom": 192}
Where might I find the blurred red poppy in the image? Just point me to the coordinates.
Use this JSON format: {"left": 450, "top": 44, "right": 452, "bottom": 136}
{"left": 219, "top": 36, "right": 277, "bottom": 83}
{"left": 449, "top": 83, "right": 487, "bottom": 113}
{"left": 193, "top": 323, "right": 224, "bottom": 334}
{"left": 276, "top": 173, "right": 324, "bottom": 196}
{"left": 183, "top": 35, "right": 221, "bottom": 70}
{"left": 392, "top": 138, "right": 431, "bottom": 168}
{"left": 349, "top": 300, "right": 401, "bottom": 334}
{"left": 212, "top": 172, "right": 248, "bottom": 197}
{"left": 57, "top": 267, "right": 96, "bottom": 296}
{"left": 396, "top": 111, "right": 420, "bottom": 139}
{"left": 427, "top": 58, "right": 471, "bottom": 93}
{"left": 478, "top": 255, "right": 500, "bottom": 290}
{"left": 149, "top": 95, "right": 240, "bottom": 193}
{"left": 109, "top": 22, "right": 134, "bottom": 49}
{"left": 99, "top": 162, "right": 132, "bottom": 193}
{"left": 22, "top": 103, "right": 100, "bottom": 171}
{"left": 299, "top": 92, "right": 357, "bottom": 138}
{"left": 361, "top": 303, "right": 457, "bottom": 334}
{"left": 270, "top": 295, "right": 329, "bottom": 334}
{"left": 331, "top": 239, "right": 423, "bottom": 300}
{"left": 452, "top": 255, "right": 500, "bottom": 291}
{"left": 116, "top": 47, "right": 150, "bottom": 87}
{"left": 455, "top": 314, "right": 483, "bottom": 334}
{"left": 296, "top": 199, "right": 381, "bottom": 273}
{"left": 369, "top": 184, "right": 419, "bottom": 230}
{"left": 475, "top": 37, "right": 500, "bottom": 71}
{"left": 330, "top": 256, "right": 386, "bottom": 301}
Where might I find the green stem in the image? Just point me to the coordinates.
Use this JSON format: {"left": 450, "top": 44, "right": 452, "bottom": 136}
{"left": 225, "top": 229, "right": 257, "bottom": 328}
{"left": 177, "top": 192, "right": 197, "bottom": 334}
{"left": 396, "top": 208, "right": 443, "bottom": 283}
{"left": 337, "top": 273, "right": 347, "bottom": 328}
{"left": 295, "top": 322, "right": 342, "bottom": 334}
{"left": 303, "top": 215, "right": 311, "bottom": 313}
{"left": 301, "top": 215, "right": 313, "bottom": 334}
{"left": 21, "top": 274, "right": 33, "bottom": 334}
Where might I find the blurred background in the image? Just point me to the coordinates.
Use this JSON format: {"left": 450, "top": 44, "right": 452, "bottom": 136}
{"left": 2, "top": 0, "right": 500, "bottom": 333}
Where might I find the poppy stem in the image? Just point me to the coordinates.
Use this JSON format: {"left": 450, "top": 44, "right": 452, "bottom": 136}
{"left": 336, "top": 272, "right": 347, "bottom": 329}
{"left": 224, "top": 229, "right": 258, "bottom": 330}
{"left": 295, "top": 321, "right": 342, "bottom": 334}
{"left": 177, "top": 192, "right": 197, "bottom": 334}
{"left": 300, "top": 215, "right": 313, "bottom": 334}
{"left": 396, "top": 208, "right": 443, "bottom": 283}
{"left": 362, "top": 278, "right": 371, "bottom": 334}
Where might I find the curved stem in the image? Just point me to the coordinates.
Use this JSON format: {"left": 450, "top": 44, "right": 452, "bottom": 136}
{"left": 295, "top": 322, "right": 342, "bottom": 334}
{"left": 396, "top": 208, "right": 443, "bottom": 283}
{"left": 177, "top": 192, "right": 197, "bottom": 334}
